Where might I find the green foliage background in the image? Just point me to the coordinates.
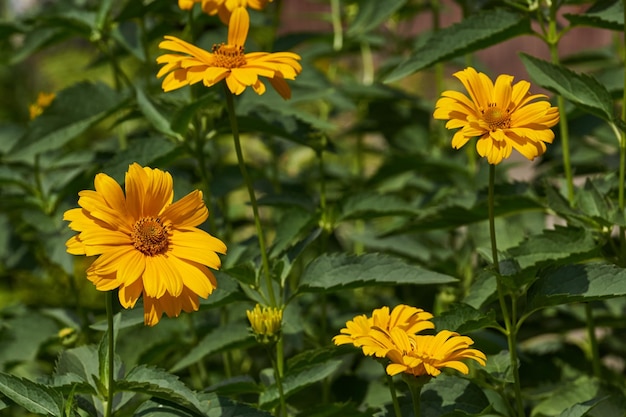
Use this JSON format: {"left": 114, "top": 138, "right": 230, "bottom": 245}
{"left": 1, "top": 0, "right": 626, "bottom": 416}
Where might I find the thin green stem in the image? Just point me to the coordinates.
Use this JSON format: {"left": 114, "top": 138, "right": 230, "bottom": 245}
{"left": 620, "top": 5, "right": 626, "bottom": 261}
{"left": 330, "top": 0, "right": 343, "bottom": 51}
{"left": 385, "top": 373, "right": 402, "bottom": 417}
{"left": 488, "top": 164, "right": 524, "bottom": 417}
{"left": 105, "top": 292, "right": 115, "bottom": 417}
{"left": 547, "top": 8, "right": 574, "bottom": 205}
{"left": 271, "top": 340, "right": 287, "bottom": 417}
{"left": 405, "top": 377, "right": 423, "bottom": 417}
{"left": 585, "top": 303, "right": 602, "bottom": 378}
{"left": 223, "top": 84, "right": 277, "bottom": 307}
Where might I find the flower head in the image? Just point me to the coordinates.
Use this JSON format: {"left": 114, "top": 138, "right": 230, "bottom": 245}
{"left": 434, "top": 67, "right": 559, "bottom": 165}
{"left": 157, "top": 7, "right": 301, "bottom": 99}
{"left": 178, "top": 0, "right": 196, "bottom": 10}
{"left": 375, "top": 328, "right": 487, "bottom": 377}
{"left": 247, "top": 304, "right": 283, "bottom": 344}
{"left": 64, "top": 163, "right": 227, "bottom": 326}
{"left": 333, "top": 305, "right": 434, "bottom": 357}
{"left": 29, "top": 92, "right": 55, "bottom": 120}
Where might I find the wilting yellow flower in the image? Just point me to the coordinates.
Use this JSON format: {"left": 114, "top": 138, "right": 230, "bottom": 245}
{"left": 333, "top": 305, "right": 434, "bottom": 357}
{"left": 63, "top": 163, "right": 227, "bottom": 326}
{"left": 247, "top": 304, "right": 283, "bottom": 343}
{"left": 157, "top": 7, "right": 301, "bottom": 99}
{"left": 29, "top": 92, "right": 55, "bottom": 120}
{"left": 434, "top": 67, "right": 559, "bottom": 165}
{"left": 371, "top": 328, "right": 487, "bottom": 377}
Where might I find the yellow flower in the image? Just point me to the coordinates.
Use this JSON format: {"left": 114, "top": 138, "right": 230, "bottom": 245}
{"left": 63, "top": 163, "right": 227, "bottom": 326}
{"left": 203, "top": 0, "right": 273, "bottom": 24}
{"left": 29, "top": 92, "right": 55, "bottom": 120}
{"left": 157, "top": 7, "right": 301, "bottom": 99}
{"left": 178, "top": 0, "right": 197, "bottom": 9}
{"left": 373, "top": 328, "right": 487, "bottom": 377}
{"left": 333, "top": 305, "right": 435, "bottom": 357}
{"left": 247, "top": 304, "right": 283, "bottom": 343}
{"left": 433, "top": 67, "right": 559, "bottom": 165}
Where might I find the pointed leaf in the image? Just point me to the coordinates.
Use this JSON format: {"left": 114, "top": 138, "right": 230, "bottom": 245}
{"left": 347, "top": 0, "right": 407, "bottom": 37}
{"left": 482, "top": 351, "right": 514, "bottom": 384}
{"left": 520, "top": 54, "right": 613, "bottom": 122}
{"left": 298, "top": 253, "right": 457, "bottom": 293}
{"left": 385, "top": 9, "right": 531, "bottom": 82}
{"left": 565, "top": 0, "right": 623, "bottom": 31}
{"left": 558, "top": 397, "right": 607, "bottom": 417}
{"left": 0, "top": 373, "right": 63, "bottom": 416}
{"left": 339, "top": 192, "right": 417, "bottom": 220}
{"left": 421, "top": 374, "right": 490, "bottom": 415}
{"left": 170, "top": 322, "right": 254, "bottom": 372}
{"left": 432, "top": 303, "right": 496, "bottom": 333}
{"left": 115, "top": 365, "right": 203, "bottom": 414}
{"left": 135, "top": 87, "right": 182, "bottom": 140}
{"left": 528, "top": 263, "right": 626, "bottom": 311}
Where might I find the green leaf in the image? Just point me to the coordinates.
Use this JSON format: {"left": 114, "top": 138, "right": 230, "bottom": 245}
{"left": 520, "top": 54, "right": 614, "bottom": 122}
{"left": 482, "top": 351, "right": 514, "bottom": 384}
{"left": 432, "top": 303, "right": 497, "bottom": 333}
{"left": 0, "top": 373, "right": 63, "bottom": 416}
{"left": 575, "top": 178, "right": 615, "bottom": 227}
{"left": 505, "top": 226, "right": 599, "bottom": 270}
{"left": 421, "top": 374, "right": 490, "bottom": 415}
{"left": 170, "top": 322, "right": 254, "bottom": 373}
{"left": 270, "top": 208, "right": 317, "bottom": 258}
{"left": 339, "top": 192, "right": 417, "bottom": 221}
{"left": 532, "top": 376, "right": 600, "bottom": 417}
{"left": 557, "top": 397, "right": 607, "bottom": 417}
{"left": 347, "top": 0, "right": 407, "bottom": 38}
{"left": 565, "top": 0, "right": 623, "bottom": 31}
{"left": 0, "top": 311, "right": 59, "bottom": 368}
{"left": 385, "top": 9, "right": 530, "bottom": 82}
{"left": 528, "top": 263, "right": 626, "bottom": 311}
{"left": 6, "top": 82, "right": 126, "bottom": 162}
{"left": 135, "top": 87, "right": 182, "bottom": 140}
{"left": 97, "top": 313, "right": 121, "bottom": 396}
{"left": 115, "top": 365, "right": 203, "bottom": 414}
{"left": 259, "top": 360, "right": 343, "bottom": 409}
{"left": 298, "top": 253, "right": 457, "bottom": 293}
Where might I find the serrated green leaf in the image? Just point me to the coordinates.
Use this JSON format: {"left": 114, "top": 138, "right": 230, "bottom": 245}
{"left": 575, "top": 178, "right": 615, "bottom": 227}
{"left": 505, "top": 226, "right": 599, "bottom": 270}
{"left": 339, "top": 192, "right": 417, "bottom": 221}
{"left": 557, "top": 397, "right": 606, "bottom": 417}
{"left": 270, "top": 208, "right": 317, "bottom": 257}
{"left": 6, "top": 82, "right": 126, "bottom": 162}
{"left": 202, "top": 271, "right": 246, "bottom": 308}
{"left": 259, "top": 360, "right": 343, "bottom": 408}
{"left": 205, "top": 376, "right": 263, "bottom": 396}
{"left": 528, "top": 263, "right": 626, "bottom": 311}
{"left": 170, "top": 93, "right": 220, "bottom": 135}
{"left": 135, "top": 87, "right": 182, "bottom": 140}
{"left": 170, "top": 323, "right": 254, "bottom": 372}
{"left": 565, "top": 0, "right": 623, "bottom": 30}
{"left": 432, "top": 303, "right": 496, "bottom": 333}
{"left": 520, "top": 54, "right": 613, "bottom": 121}
{"left": 0, "top": 373, "right": 63, "bottom": 416}
{"left": 385, "top": 9, "right": 530, "bottom": 82}
{"left": 223, "top": 261, "right": 258, "bottom": 286}
{"left": 482, "top": 351, "right": 514, "bottom": 384}
{"left": 298, "top": 253, "right": 457, "bottom": 293}
{"left": 421, "top": 374, "right": 490, "bottom": 415}
{"left": 116, "top": 365, "right": 203, "bottom": 414}
{"left": 532, "top": 376, "right": 600, "bottom": 417}
{"left": 347, "top": 0, "right": 407, "bottom": 38}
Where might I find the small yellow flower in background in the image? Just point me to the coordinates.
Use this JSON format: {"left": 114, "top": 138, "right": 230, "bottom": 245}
{"left": 374, "top": 328, "right": 487, "bottom": 377}
{"left": 433, "top": 67, "right": 559, "bottom": 165}
{"left": 29, "top": 92, "right": 55, "bottom": 120}
{"left": 176, "top": 0, "right": 273, "bottom": 24}
{"left": 63, "top": 163, "right": 227, "bottom": 326}
{"left": 247, "top": 304, "right": 283, "bottom": 344}
{"left": 333, "top": 305, "right": 435, "bottom": 357}
{"left": 157, "top": 7, "right": 301, "bottom": 99}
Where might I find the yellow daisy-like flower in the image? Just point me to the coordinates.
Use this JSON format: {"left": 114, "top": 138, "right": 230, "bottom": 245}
{"left": 157, "top": 7, "right": 301, "bottom": 99}
{"left": 247, "top": 304, "right": 283, "bottom": 344}
{"left": 29, "top": 91, "right": 55, "bottom": 120}
{"left": 371, "top": 328, "right": 487, "bottom": 377}
{"left": 177, "top": 0, "right": 272, "bottom": 23}
{"left": 433, "top": 67, "right": 559, "bottom": 165}
{"left": 333, "top": 305, "right": 435, "bottom": 357}
{"left": 63, "top": 163, "right": 227, "bottom": 326}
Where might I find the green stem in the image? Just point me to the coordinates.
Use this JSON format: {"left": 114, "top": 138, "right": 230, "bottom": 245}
{"left": 488, "top": 164, "right": 524, "bottom": 417}
{"left": 386, "top": 373, "right": 402, "bottom": 417}
{"left": 547, "top": 8, "right": 574, "bottom": 205}
{"left": 271, "top": 340, "right": 287, "bottom": 417}
{"left": 330, "top": 0, "right": 343, "bottom": 51}
{"left": 585, "top": 303, "right": 602, "bottom": 378}
{"left": 360, "top": 41, "right": 374, "bottom": 86}
{"left": 105, "top": 292, "right": 115, "bottom": 417}
{"left": 620, "top": 5, "right": 626, "bottom": 261}
{"left": 223, "top": 84, "right": 277, "bottom": 307}
{"left": 404, "top": 376, "right": 423, "bottom": 417}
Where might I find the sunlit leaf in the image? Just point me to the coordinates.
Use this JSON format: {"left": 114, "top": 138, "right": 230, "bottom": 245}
{"left": 385, "top": 9, "right": 531, "bottom": 82}
{"left": 0, "top": 373, "right": 63, "bottom": 416}
{"left": 432, "top": 303, "right": 496, "bottom": 333}
{"left": 565, "top": 0, "right": 623, "bottom": 30}
{"left": 298, "top": 253, "right": 457, "bottom": 293}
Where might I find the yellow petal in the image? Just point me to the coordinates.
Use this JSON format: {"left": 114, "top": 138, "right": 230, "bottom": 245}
{"left": 228, "top": 7, "right": 249, "bottom": 47}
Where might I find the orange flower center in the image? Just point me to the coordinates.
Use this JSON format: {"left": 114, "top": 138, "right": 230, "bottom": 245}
{"left": 483, "top": 104, "right": 510, "bottom": 131}
{"left": 212, "top": 44, "right": 247, "bottom": 68}
{"left": 131, "top": 217, "right": 169, "bottom": 256}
